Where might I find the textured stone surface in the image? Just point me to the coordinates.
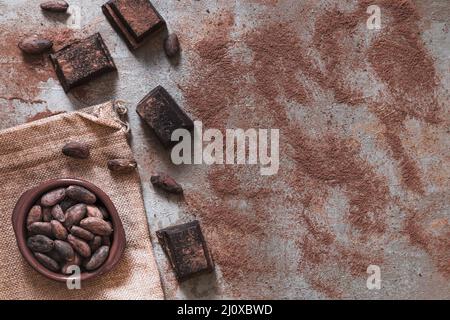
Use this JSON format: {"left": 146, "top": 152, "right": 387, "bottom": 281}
{"left": 0, "top": 0, "right": 448, "bottom": 299}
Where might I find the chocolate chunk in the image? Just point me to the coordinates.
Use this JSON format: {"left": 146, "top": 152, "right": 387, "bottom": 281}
{"left": 102, "top": 0, "right": 166, "bottom": 50}
{"left": 156, "top": 221, "right": 214, "bottom": 281}
{"left": 49, "top": 33, "right": 116, "bottom": 92}
{"left": 136, "top": 86, "right": 194, "bottom": 148}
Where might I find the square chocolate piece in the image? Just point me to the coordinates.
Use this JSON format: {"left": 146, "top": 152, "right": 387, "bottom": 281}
{"left": 102, "top": 0, "right": 166, "bottom": 50}
{"left": 50, "top": 33, "right": 116, "bottom": 92}
{"left": 136, "top": 86, "right": 194, "bottom": 148}
{"left": 156, "top": 221, "right": 214, "bottom": 281}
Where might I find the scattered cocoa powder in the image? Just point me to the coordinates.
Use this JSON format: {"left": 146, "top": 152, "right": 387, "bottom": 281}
{"left": 26, "top": 109, "right": 64, "bottom": 123}
{"left": 364, "top": 0, "right": 442, "bottom": 194}
{"left": 180, "top": 5, "right": 391, "bottom": 297}
{"left": 403, "top": 193, "right": 450, "bottom": 278}
{"left": 0, "top": 27, "right": 76, "bottom": 103}
{"left": 180, "top": 11, "right": 239, "bottom": 130}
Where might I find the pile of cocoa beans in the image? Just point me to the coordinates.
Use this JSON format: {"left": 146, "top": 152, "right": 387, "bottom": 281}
{"left": 26, "top": 185, "right": 113, "bottom": 274}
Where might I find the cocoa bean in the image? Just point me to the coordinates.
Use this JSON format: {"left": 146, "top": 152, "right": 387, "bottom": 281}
{"left": 67, "top": 234, "right": 91, "bottom": 258}
{"left": 40, "top": 187, "right": 66, "bottom": 207}
{"left": 70, "top": 225, "right": 94, "bottom": 241}
{"left": 107, "top": 159, "right": 137, "bottom": 173}
{"left": 68, "top": 252, "right": 81, "bottom": 265}
{"left": 64, "top": 203, "right": 87, "bottom": 229}
{"left": 50, "top": 220, "right": 68, "bottom": 240}
{"left": 99, "top": 206, "right": 109, "bottom": 219}
{"left": 150, "top": 172, "right": 183, "bottom": 194}
{"left": 18, "top": 35, "right": 53, "bottom": 54}
{"left": 89, "top": 236, "right": 102, "bottom": 252}
{"left": 34, "top": 252, "right": 59, "bottom": 272}
{"left": 51, "top": 204, "right": 66, "bottom": 222}
{"left": 86, "top": 205, "right": 104, "bottom": 219}
{"left": 40, "top": 0, "right": 69, "bottom": 12}
{"left": 164, "top": 34, "right": 180, "bottom": 58}
{"left": 62, "top": 141, "right": 90, "bottom": 159}
{"left": 66, "top": 185, "right": 96, "bottom": 204}
{"left": 54, "top": 240, "right": 75, "bottom": 261}
{"left": 27, "top": 235, "right": 54, "bottom": 253}
{"left": 26, "top": 205, "right": 42, "bottom": 226}
{"left": 59, "top": 197, "right": 78, "bottom": 212}
{"left": 46, "top": 249, "right": 63, "bottom": 263}
{"left": 61, "top": 253, "right": 81, "bottom": 274}
{"left": 84, "top": 246, "right": 109, "bottom": 271}
{"left": 28, "top": 222, "right": 53, "bottom": 237}
{"left": 80, "top": 217, "right": 113, "bottom": 236}
{"left": 102, "top": 235, "right": 111, "bottom": 246}
{"left": 42, "top": 207, "right": 52, "bottom": 222}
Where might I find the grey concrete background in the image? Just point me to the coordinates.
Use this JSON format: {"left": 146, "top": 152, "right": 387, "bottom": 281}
{"left": 0, "top": 0, "right": 449, "bottom": 299}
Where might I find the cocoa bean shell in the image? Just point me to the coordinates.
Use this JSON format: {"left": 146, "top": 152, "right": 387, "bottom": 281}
{"left": 46, "top": 249, "right": 64, "bottom": 263}
{"left": 99, "top": 206, "right": 109, "bottom": 219}
{"left": 67, "top": 234, "right": 91, "bottom": 258}
{"left": 27, "top": 235, "right": 54, "bottom": 253}
{"left": 28, "top": 222, "right": 53, "bottom": 237}
{"left": 51, "top": 204, "right": 66, "bottom": 222}
{"left": 26, "top": 205, "right": 42, "bottom": 226}
{"left": 86, "top": 205, "right": 104, "bottom": 219}
{"left": 18, "top": 35, "right": 53, "bottom": 54}
{"left": 64, "top": 203, "right": 87, "bottom": 229}
{"left": 102, "top": 235, "right": 111, "bottom": 246}
{"left": 80, "top": 217, "right": 113, "bottom": 236}
{"left": 89, "top": 236, "right": 102, "bottom": 252}
{"left": 150, "top": 172, "right": 183, "bottom": 194}
{"left": 34, "top": 252, "right": 60, "bottom": 272}
{"left": 60, "top": 197, "right": 78, "bottom": 212}
{"left": 66, "top": 185, "right": 96, "bottom": 204}
{"left": 40, "top": 188, "right": 66, "bottom": 207}
{"left": 107, "top": 159, "right": 137, "bottom": 173}
{"left": 40, "top": 0, "right": 69, "bottom": 12}
{"left": 50, "top": 220, "right": 68, "bottom": 240}
{"left": 42, "top": 207, "right": 53, "bottom": 222}
{"left": 84, "top": 246, "right": 110, "bottom": 271}
{"left": 54, "top": 240, "right": 75, "bottom": 261}
{"left": 61, "top": 253, "right": 81, "bottom": 274}
{"left": 164, "top": 34, "right": 180, "bottom": 58}
{"left": 62, "top": 141, "right": 90, "bottom": 159}
{"left": 70, "top": 225, "right": 94, "bottom": 241}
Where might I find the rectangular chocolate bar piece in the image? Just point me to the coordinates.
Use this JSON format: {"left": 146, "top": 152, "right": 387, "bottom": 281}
{"left": 102, "top": 0, "right": 166, "bottom": 50}
{"left": 49, "top": 33, "right": 116, "bottom": 92}
{"left": 136, "top": 86, "right": 194, "bottom": 148}
{"left": 156, "top": 221, "right": 214, "bottom": 281}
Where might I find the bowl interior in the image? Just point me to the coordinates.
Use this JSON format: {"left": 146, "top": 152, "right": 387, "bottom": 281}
{"left": 12, "top": 178, "right": 126, "bottom": 282}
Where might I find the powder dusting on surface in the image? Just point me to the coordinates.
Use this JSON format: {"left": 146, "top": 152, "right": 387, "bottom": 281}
{"left": 179, "top": 0, "right": 448, "bottom": 298}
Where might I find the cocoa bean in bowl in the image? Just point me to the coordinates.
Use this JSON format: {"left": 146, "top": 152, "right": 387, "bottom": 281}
{"left": 12, "top": 178, "right": 126, "bottom": 282}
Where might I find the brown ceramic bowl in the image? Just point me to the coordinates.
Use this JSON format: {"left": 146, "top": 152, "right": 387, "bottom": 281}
{"left": 12, "top": 178, "right": 126, "bottom": 282}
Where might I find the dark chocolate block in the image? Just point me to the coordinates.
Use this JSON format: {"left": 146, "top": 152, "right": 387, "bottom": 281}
{"left": 102, "top": 0, "right": 166, "bottom": 50}
{"left": 49, "top": 33, "right": 116, "bottom": 92}
{"left": 156, "top": 221, "right": 214, "bottom": 281}
{"left": 136, "top": 86, "right": 194, "bottom": 148}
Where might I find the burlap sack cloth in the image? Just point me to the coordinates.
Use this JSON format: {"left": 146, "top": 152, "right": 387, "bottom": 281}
{"left": 0, "top": 102, "right": 164, "bottom": 299}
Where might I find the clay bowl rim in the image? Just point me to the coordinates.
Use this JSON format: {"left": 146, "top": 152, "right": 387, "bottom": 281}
{"left": 12, "top": 178, "right": 126, "bottom": 283}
